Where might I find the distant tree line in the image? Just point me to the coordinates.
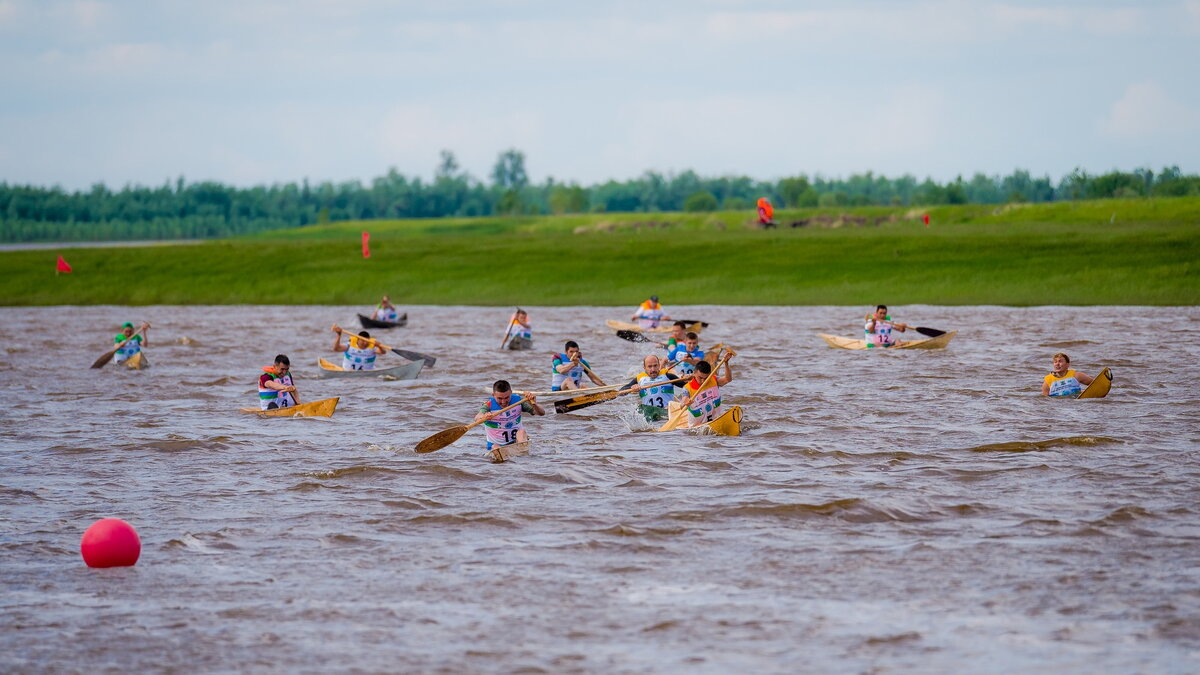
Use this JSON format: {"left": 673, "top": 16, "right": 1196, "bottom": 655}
{"left": 1, "top": 149, "right": 1197, "bottom": 242}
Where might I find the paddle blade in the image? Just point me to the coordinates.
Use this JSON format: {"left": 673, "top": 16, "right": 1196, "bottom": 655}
{"left": 391, "top": 348, "right": 437, "bottom": 368}
{"left": 676, "top": 319, "right": 710, "bottom": 328}
{"left": 554, "top": 389, "right": 620, "bottom": 414}
{"left": 91, "top": 348, "right": 118, "bottom": 369}
{"left": 415, "top": 425, "right": 467, "bottom": 453}
{"left": 616, "top": 330, "right": 651, "bottom": 343}
{"left": 914, "top": 326, "right": 946, "bottom": 337}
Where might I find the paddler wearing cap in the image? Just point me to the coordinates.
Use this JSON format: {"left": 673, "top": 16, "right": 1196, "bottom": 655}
{"left": 257, "top": 354, "right": 299, "bottom": 410}
{"left": 331, "top": 324, "right": 388, "bottom": 370}
{"left": 631, "top": 295, "right": 671, "bottom": 330}
{"left": 111, "top": 321, "right": 149, "bottom": 365}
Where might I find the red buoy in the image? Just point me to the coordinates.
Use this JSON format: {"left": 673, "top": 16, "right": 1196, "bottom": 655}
{"left": 80, "top": 518, "right": 141, "bottom": 568}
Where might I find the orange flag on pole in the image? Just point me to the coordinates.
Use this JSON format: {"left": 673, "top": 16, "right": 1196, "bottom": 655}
{"left": 362, "top": 231, "right": 370, "bottom": 259}
{"left": 56, "top": 255, "right": 72, "bottom": 274}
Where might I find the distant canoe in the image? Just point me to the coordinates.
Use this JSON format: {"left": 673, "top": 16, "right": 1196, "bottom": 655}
{"left": 358, "top": 313, "right": 408, "bottom": 329}
{"left": 818, "top": 331, "right": 957, "bottom": 350}
{"left": 506, "top": 335, "right": 533, "bottom": 351}
{"left": 123, "top": 352, "right": 148, "bottom": 369}
{"left": 240, "top": 397, "right": 339, "bottom": 418}
{"left": 316, "top": 357, "right": 423, "bottom": 380}
{"left": 606, "top": 319, "right": 702, "bottom": 334}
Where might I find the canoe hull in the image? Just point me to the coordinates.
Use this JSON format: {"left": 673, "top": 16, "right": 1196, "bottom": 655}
{"left": 486, "top": 440, "right": 531, "bottom": 463}
{"left": 507, "top": 335, "right": 533, "bottom": 351}
{"left": 123, "top": 352, "right": 148, "bottom": 369}
{"left": 1077, "top": 367, "right": 1112, "bottom": 399}
{"left": 656, "top": 404, "right": 742, "bottom": 436}
{"left": 358, "top": 313, "right": 408, "bottom": 329}
{"left": 240, "top": 397, "right": 339, "bottom": 418}
{"left": 818, "top": 331, "right": 957, "bottom": 350}
{"left": 316, "top": 357, "right": 423, "bottom": 380}
{"left": 606, "top": 319, "right": 702, "bottom": 334}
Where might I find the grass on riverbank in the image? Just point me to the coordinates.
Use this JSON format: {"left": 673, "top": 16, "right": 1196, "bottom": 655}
{"left": 2, "top": 197, "right": 1197, "bottom": 305}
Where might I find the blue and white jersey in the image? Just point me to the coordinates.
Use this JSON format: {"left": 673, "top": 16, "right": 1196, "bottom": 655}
{"left": 342, "top": 344, "right": 377, "bottom": 371}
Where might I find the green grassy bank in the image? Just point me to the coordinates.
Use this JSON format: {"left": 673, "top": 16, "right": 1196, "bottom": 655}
{"left": 2, "top": 198, "right": 1197, "bottom": 306}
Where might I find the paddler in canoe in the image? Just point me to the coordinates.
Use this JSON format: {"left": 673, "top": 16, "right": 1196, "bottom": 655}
{"left": 331, "top": 324, "right": 389, "bottom": 370}
{"left": 863, "top": 304, "right": 911, "bottom": 348}
{"left": 111, "top": 321, "right": 149, "bottom": 365}
{"left": 630, "top": 354, "right": 681, "bottom": 422}
{"left": 372, "top": 295, "right": 400, "bottom": 323}
{"left": 502, "top": 308, "right": 533, "bottom": 349}
{"left": 666, "top": 331, "right": 705, "bottom": 376}
{"left": 551, "top": 341, "right": 606, "bottom": 391}
{"left": 258, "top": 354, "right": 300, "bottom": 410}
{"left": 475, "top": 379, "right": 545, "bottom": 455}
{"left": 1042, "top": 352, "right": 1096, "bottom": 397}
{"left": 676, "top": 356, "right": 735, "bottom": 428}
{"left": 630, "top": 295, "right": 672, "bottom": 330}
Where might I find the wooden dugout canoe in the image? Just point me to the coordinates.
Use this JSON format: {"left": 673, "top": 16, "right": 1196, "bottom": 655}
{"left": 606, "top": 319, "right": 702, "bottom": 334}
{"left": 506, "top": 335, "right": 533, "bottom": 351}
{"left": 485, "top": 440, "right": 532, "bottom": 463}
{"left": 1077, "top": 367, "right": 1112, "bottom": 399}
{"left": 240, "top": 397, "right": 340, "bottom": 418}
{"left": 358, "top": 313, "right": 408, "bottom": 329}
{"left": 122, "top": 351, "right": 148, "bottom": 369}
{"left": 817, "top": 331, "right": 957, "bottom": 350}
{"left": 316, "top": 357, "right": 423, "bottom": 380}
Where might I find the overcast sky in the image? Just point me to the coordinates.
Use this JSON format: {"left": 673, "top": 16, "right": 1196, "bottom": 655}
{"left": 1, "top": 0, "right": 1197, "bottom": 190}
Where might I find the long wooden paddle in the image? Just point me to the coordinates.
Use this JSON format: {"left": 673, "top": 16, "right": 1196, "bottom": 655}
{"left": 863, "top": 315, "right": 946, "bottom": 338}
{"left": 500, "top": 308, "right": 518, "bottom": 349}
{"left": 92, "top": 323, "right": 148, "bottom": 369}
{"left": 554, "top": 374, "right": 690, "bottom": 414}
{"left": 415, "top": 399, "right": 525, "bottom": 454}
{"left": 333, "top": 325, "right": 437, "bottom": 367}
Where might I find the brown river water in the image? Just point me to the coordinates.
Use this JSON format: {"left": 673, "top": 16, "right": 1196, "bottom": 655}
{"left": 1, "top": 305, "right": 1198, "bottom": 673}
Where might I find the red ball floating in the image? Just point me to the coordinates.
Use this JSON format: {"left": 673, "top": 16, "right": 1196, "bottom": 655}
{"left": 80, "top": 518, "right": 141, "bottom": 568}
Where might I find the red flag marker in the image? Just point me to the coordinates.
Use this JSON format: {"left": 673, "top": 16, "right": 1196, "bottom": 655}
{"left": 922, "top": 214, "right": 930, "bottom": 227}
{"left": 56, "top": 255, "right": 73, "bottom": 274}
{"left": 362, "top": 231, "right": 370, "bottom": 258}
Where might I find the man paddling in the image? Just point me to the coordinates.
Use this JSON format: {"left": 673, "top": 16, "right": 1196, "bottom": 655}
{"left": 332, "top": 324, "right": 388, "bottom": 370}
{"left": 631, "top": 295, "right": 672, "bottom": 330}
{"left": 258, "top": 354, "right": 299, "bottom": 410}
{"left": 680, "top": 357, "right": 734, "bottom": 427}
{"left": 475, "top": 379, "right": 545, "bottom": 452}
{"left": 506, "top": 308, "right": 532, "bottom": 344}
{"left": 371, "top": 295, "right": 400, "bottom": 322}
{"left": 864, "top": 304, "right": 910, "bottom": 348}
{"left": 111, "top": 321, "right": 149, "bottom": 365}
{"left": 551, "top": 341, "right": 606, "bottom": 391}
{"left": 630, "top": 354, "right": 681, "bottom": 422}
{"left": 667, "top": 332, "right": 705, "bottom": 376}
{"left": 1042, "top": 352, "right": 1095, "bottom": 397}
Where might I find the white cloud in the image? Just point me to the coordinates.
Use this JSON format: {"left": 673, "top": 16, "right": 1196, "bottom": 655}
{"left": 50, "top": 0, "right": 111, "bottom": 31}
{"left": 0, "top": 0, "right": 22, "bottom": 26}
{"left": 1098, "top": 81, "right": 1200, "bottom": 139}
{"left": 1186, "top": 1, "right": 1200, "bottom": 35}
